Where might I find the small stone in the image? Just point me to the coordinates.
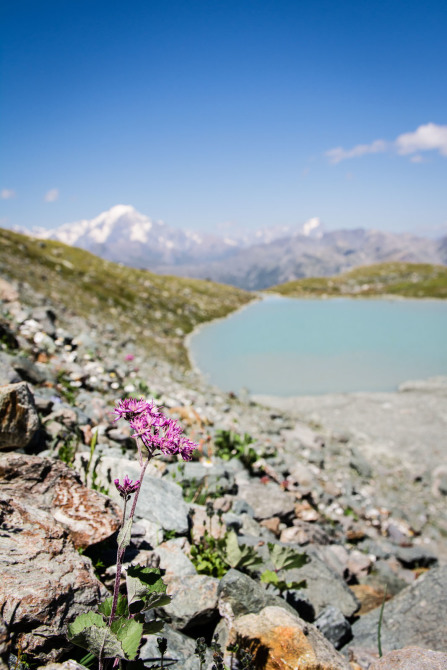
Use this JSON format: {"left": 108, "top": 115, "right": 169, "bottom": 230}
{"left": 315, "top": 606, "right": 352, "bottom": 649}
{"left": 294, "top": 500, "right": 321, "bottom": 522}
{"left": 280, "top": 521, "right": 331, "bottom": 546}
{"left": 260, "top": 516, "right": 281, "bottom": 536}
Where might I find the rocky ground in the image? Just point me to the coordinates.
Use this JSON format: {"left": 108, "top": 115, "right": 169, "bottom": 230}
{"left": 1, "top": 276, "right": 447, "bottom": 670}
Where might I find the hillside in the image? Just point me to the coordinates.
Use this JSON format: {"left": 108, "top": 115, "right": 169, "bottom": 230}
{"left": 268, "top": 262, "right": 447, "bottom": 299}
{"left": 0, "top": 227, "right": 253, "bottom": 367}
{"left": 29, "top": 205, "right": 447, "bottom": 290}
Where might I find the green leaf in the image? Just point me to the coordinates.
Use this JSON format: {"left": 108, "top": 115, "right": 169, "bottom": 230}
{"left": 224, "top": 531, "right": 263, "bottom": 570}
{"left": 286, "top": 579, "right": 307, "bottom": 591}
{"left": 142, "top": 620, "right": 165, "bottom": 636}
{"left": 126, "top": 566, "right": 171, "bottom": 613}
{"left": 98, "top": 594, "right": 129, "bottom": 619}
{"left": 117, "top": 518, "right": 133, "bottom": 552}
{"left": 67, "top": 613, "right": 124, "bottom": 659}
{"left": 111, "top": 617, "right": 144, "bottom": 661}
{"left": 261, "top": 569, "right": 279, "bottom": 586}
{"left": 260, "top": 571, "right": 307, "bottom": 594}
{"left": 67, "top": 611, "right": 143, "bottom": 661}
{"left": 268, "top": 543, "right": 308, "bottom": 571}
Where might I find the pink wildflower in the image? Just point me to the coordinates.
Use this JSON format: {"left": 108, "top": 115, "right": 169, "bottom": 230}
{"left": 114, "top": 396, "right": 197, "bottom": 461}
{"left": 114, "top": 475, "right": 140, "bottom": 499}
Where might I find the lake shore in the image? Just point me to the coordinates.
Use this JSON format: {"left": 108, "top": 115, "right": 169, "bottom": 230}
{"left": 253, "top": 376, "right": 447, "bottom": 471}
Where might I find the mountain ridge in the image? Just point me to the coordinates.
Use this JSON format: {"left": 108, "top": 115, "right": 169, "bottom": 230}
{"left": 25, "top": 205, "right": 447, "bottom": 290}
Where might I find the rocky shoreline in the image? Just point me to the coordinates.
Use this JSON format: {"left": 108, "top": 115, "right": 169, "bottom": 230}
{"left": 1, "top": 276, "right": 447, "bottom": 670}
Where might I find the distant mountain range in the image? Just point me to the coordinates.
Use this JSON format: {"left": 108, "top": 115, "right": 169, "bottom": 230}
{"left": 29, "top": 205, "right": 447, "bottom": 290}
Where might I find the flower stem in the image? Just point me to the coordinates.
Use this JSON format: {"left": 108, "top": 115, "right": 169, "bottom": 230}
{"left": 109, "top": 450, "right": 151, "bottom": 625}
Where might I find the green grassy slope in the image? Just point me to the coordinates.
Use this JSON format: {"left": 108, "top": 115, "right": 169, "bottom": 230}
{"left": 268, "top": 263, "right": 447, "bottom": 299}
{"left": 0, "top": 228, "right": 253, "bottom": 367}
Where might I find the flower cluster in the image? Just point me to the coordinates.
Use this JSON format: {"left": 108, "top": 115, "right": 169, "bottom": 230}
{"left": 114, "top": 397, "right": 197, "bottom": 461}
{"left": 114, "top": 475, "right": 140, "bottom": 499}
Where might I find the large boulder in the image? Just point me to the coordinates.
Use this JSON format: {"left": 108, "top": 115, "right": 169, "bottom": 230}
{"left": 0, "top": 453, "right": 121, "bottom": 549}
{"left": 0, "top": 496, "right": 107, "bottom": 661}
{"left": 348, "top": 566, "right": 447, "bottom": 654}
{"left": 0, "top": 382, "right": 39, "bottom": 450}
{"left": 232, "top": 606, "right": 351, "bottom": 670}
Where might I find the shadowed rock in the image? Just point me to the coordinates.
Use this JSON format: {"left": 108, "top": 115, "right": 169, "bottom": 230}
{"left": 0, "top": 382, "right": 39, "bottom": 450}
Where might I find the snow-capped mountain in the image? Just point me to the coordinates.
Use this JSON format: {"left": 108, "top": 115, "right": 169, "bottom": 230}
{"left": 30, "top": 205, "right": 447, "bottom": 289}
{"left": 35, "top": 205, "right": 239, "bottom": 267}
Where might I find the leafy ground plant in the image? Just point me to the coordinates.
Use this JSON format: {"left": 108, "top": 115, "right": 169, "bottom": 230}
{"left": 260, "top": 543, "right": 308, "bottom": 593}
{"left": 213, "top": 430, "right": 259, "bottom": 468}
{"left": 67, "top": 397, "right": 197, "bottom": 670}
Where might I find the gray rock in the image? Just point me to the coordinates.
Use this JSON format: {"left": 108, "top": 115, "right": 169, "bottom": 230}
{"left": 0, "top": 352, "right": 21, "bottom": 385}
{"left": 74, "top": 456, "right": 188, "bottom": 533}
{"left": 359, "top": 558, "right": 413, "bottom": 596}
{"left": 370, "top": 646, "right": 447, "bottom": 669}
{"left": 349, "top": 566, "right": 447, "bottom": 654}
{"left": 161, "top": 574, "right": 219, "bottom": 631}
{"left": 0, "top": 382, "right": 39, "bottom": 450}
{"left": 236, "top": 481, "right": 295, "bottom": 520}
{"left": 136, "top": 475, "right": 189, "bottom": 534}
{"left": 394, "top": 545, "right": 438, "bottom": 568}
{"left": 287, "top": 548, "right": 360, "bottom": 618}
{"left": 30, "top": 307, "right": 57, "bottom": 337}
{"left": 349, "top": 447, "right": 373, "bottom": 479}
{"left": 315, "top": 606, "right": 352, "bottom": 649}
{"left": 12, "top": 356, "right": 49, "bottom": 385}
{"left": 217, "top": 569, "right": 296, "bottom": 619}
{"left": 155, "top": 537, "right": 196, "bottom": 578}
{"left": 232, "top": 499, "right": 255, "bottom": 516}
{"left": 168, "top": 460, "right": 236, "bottom": 496}
{"left": 0, "top": 496, "right": 107, "bottom": 662}
{"left": 222, "top": 511, "right": 243, "bottom": 532}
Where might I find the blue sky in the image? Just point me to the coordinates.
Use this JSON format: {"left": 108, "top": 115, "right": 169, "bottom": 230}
{"left": 1, "top": 0, "right": 446, "bottom": 235}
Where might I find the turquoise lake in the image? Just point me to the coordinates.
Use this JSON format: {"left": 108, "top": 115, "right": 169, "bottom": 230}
{"left": 188, "top": 296, "right": 447, "bottom": 396}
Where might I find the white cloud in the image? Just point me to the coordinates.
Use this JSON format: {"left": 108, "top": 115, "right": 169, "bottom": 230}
{"left": 395, "top": 123, "right": 447, "bottom": 156}
{"left": 326, "top": 123, "right": 447, "bottom": 164}
{"left": 326, "top": 139, "right": 387, "bottom": 164}
{"left": 410, "top": 155, "right": 425, "bottom": 163}
{"left": 44, "top": 188, "right": 59, "bottom": 202}
{"left": 1, "top": 189, "right": 16, "bottom": 199}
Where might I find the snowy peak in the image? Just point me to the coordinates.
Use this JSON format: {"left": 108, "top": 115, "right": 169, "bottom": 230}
{"left": 301, "top": 217, "right": 324, "bottom": 238}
